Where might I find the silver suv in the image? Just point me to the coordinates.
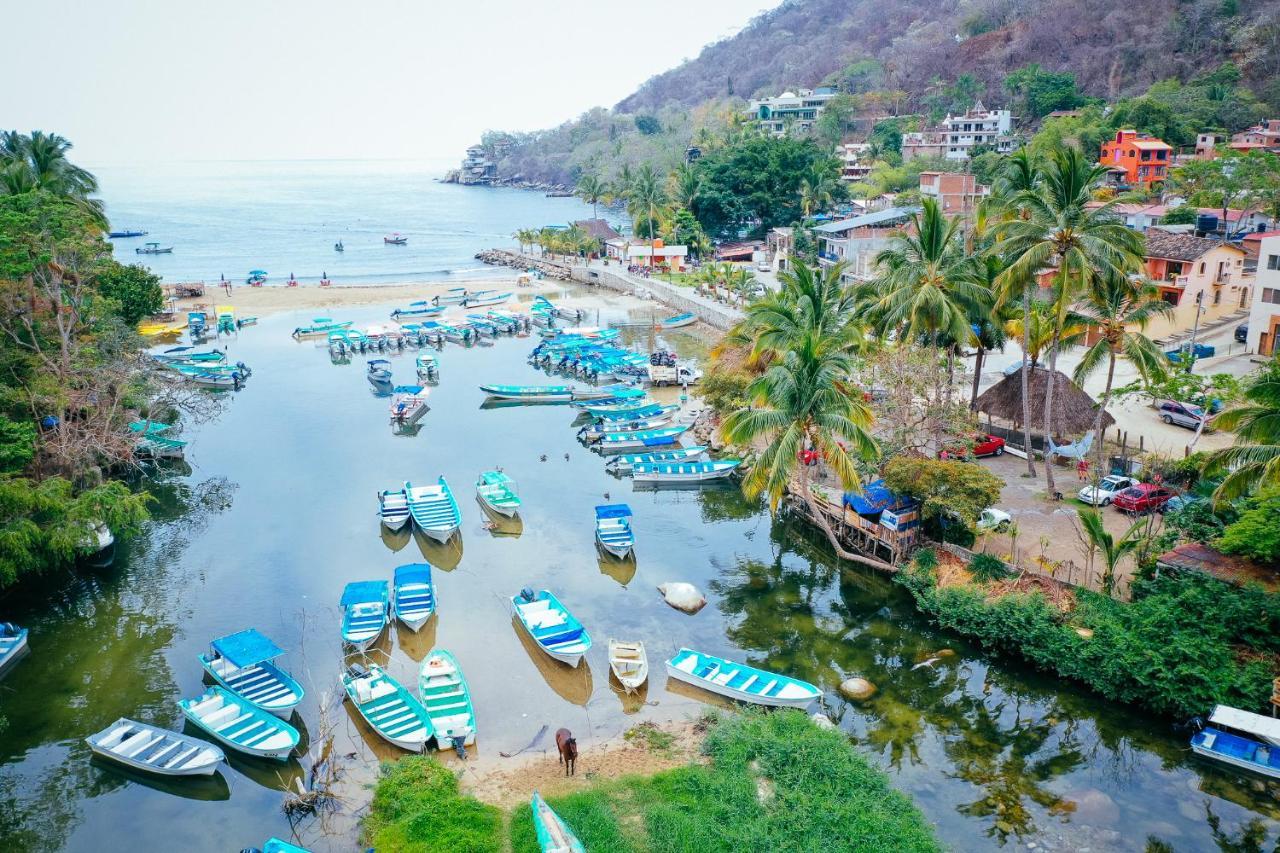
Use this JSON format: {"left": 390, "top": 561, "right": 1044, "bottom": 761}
{"left": 1157, "top": 400, "right": 1208, "bottom": 430}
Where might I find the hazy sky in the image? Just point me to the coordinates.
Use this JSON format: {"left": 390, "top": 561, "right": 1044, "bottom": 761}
{"left": 4, "top": 0, "right": 780, "bottom": 166}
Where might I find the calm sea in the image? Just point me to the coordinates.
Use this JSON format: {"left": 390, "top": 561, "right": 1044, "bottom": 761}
{"left": 95, "top": 159, "right": 612, "bottom": 285}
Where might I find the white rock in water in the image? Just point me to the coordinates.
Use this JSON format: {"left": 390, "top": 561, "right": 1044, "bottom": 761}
{"left": 810, "top": 713, "right": 836, "bottom": 730}
{"left": 838, "top": 677, "right": 877, "bottom": 700}
{"left": 657, "top": 582, "right": 706, "bottom": 613}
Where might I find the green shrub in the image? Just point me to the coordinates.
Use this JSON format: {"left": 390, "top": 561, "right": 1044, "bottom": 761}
{"left": 913, "top": 548, "right": 937, "bottom": 572}
{"left": 364, "top": 757, "right": 502, "bottom": 853}
{"left": 968, "top": 553, "right": 1009, "bottom": 582}
{"left": 1217, "top": 490, "right": 1280, "bottom": 563}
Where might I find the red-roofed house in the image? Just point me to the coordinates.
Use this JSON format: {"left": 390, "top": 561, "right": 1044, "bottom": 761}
{"left": 1144, "top": 229, "right": 1251, "bottom": 337}
{"left": 1231, "top": 119, "right": 1280, "bottom": 154}
{"left": 1100, "top": 130, "right": 1172, "bottom": 187}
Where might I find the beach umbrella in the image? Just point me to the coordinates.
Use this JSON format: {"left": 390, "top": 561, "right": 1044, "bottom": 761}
{"left": 249, "top": 269, "right": 267, "bottom": 276}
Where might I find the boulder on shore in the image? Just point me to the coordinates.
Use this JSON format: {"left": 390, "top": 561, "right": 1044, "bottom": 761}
{"left": 838, "top": 677, "right": 877, "bottom": 701}
{"left": 810, "top": 713, "right": 836, "bottom": 730}
{"left": 657, "top": 582, "right": 706, "bottom": 614}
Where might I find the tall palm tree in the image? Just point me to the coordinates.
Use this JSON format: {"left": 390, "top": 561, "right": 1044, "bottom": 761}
{"left": 625, "top": 164, "right": 667, "bottom": 242}
{"left": 1203, "top": 365, "right": 1280, "bottom": 505}
{"left": 610, "top": 163, "right": 635, "bottom": 208}
{"left": 574, "top": 173, "right": 607, "bottom": 218}
{"left": 1071, "top": 273, "right": 1172, "bottom": 469}
{"left": 669, "top": 163, "right": 703, "bottom": 210}
{"left": 738, "top": 260, "right": 864, "bottom": 358}
{"left": 0, "top": 130, "right": 105, "bottom": 225}
{"left": 798, "top": 165, "right": 838, "bottom": 219}
{"left": 997, "top": 147, "right": 1144, "bottom": 496}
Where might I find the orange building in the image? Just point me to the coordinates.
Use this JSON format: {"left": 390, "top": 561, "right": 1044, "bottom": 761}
{"left": 1100, "top": 129, "right": 1172, "bottom": 187}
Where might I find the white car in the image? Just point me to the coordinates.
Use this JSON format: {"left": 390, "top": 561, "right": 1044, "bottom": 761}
{"left": 1077, "top": 475, "right": 1140, "bottom": 506}
{"left": 977, "top": 507, "right": 1012, "bottom": 533}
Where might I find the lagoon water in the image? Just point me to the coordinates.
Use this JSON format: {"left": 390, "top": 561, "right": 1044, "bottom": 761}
{"left": 0, "top": 167, "right": 1278, "bottom": 851}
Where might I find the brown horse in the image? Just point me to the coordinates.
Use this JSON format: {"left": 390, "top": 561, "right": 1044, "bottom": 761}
{"left": 555, "top": 727, "right": 577, "bottom": 776}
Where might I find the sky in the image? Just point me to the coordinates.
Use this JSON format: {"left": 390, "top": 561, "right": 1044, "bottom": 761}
{"left": 3, "top": 0, "right": 780, "bottom": 167}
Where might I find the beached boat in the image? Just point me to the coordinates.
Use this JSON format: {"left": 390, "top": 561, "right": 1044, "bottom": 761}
{"left": 136, "top": 242, "right": 173, "bottom": 255}
{"left": 108, "top": 229, "right": 148, "bottom": 239}
{"left": 0, "top": 622, "right": 29, "bottom": 679}
{"left": 343, "top": 663, "right": 434, "bottom": 750}
{"left": 658, "top": 312, "right": 697, "bottom": 329}
{"left": 415, "top": 352, "right": 439, "bottom": 380}
{"left": 476, "top": 471, "right": 521, "bottom": 517}
{"left": 85, "top": 718, "right": 225, "bottom": 777}
{"left": 367, "top": 359, "right": 393, "bottom": 384}
{"left": 199, "top": 629, "right": 304, "bottom": 718}
{"left": 605, "top": 446, "right": 708, "bottom": 474}
{"left": 512, "top": 589, "right": 592, "bottom": 667}
{"left": 591, "top": 425, "right": 689, "bottom": 453}
{"left": 532, "top": 791, "right": 586, "bottom": 853}
{"left": 434, "top": 287, "right": 469, "bottom": 305}
{"left": 384, "top": 233, "right": 408, "bottom": 245}
{"left": 594, "top": 504, "right": 635, "bottom": 558}
{"left": 479, "top": 384, "right": 574, "bottom": 403}
{"left": 665, "top": 648, "right": 821, "bottom": 709}
{"left": 579, "top": 415, "right": 675, "bottom": 438}
{"left": 392, "top": 563, "right": 436, "bottom": 632}
{"left": 419, "top": 649, "right": 477, "bottom": 752}
{"left": 340, "top": 580, "right": 390, "bottom": 651}
{"left": 405, "top": 476, "right": 461, "bottom": 542}
{"left": 130, "top": 420, "right": 188, "bottom": 460}
{"left": 1191, "top": 705, "right": 1280, "bottom": 780}
{"left": 391, "top": 301, "right": 445, "bottom": 320}
{"left": 632, "top": 459, "right": 742, "bottom": 484}
{"left": 389, "top": 385, "right": 430, "bottom": 424}
{"left": 378, "top": 488, "right": 411, "bottom": 531}
{"left": 608, "top": 639, "right": 648, "bottom": 692}
{"left": 292, "top": 318, "right": 352, "bottom": 338}
{"left": 463, "top": 290, "right": 512, "bottom": 308}
{"left": 177, "top": 686, "right": 300, "bottom": 760}
{"left": 216, "top": 305, "right": 236, "bottom": 334}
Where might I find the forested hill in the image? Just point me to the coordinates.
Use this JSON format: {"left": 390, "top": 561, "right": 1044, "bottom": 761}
{"left": 615, "top": 0, "right": 1280, "bottom": 113}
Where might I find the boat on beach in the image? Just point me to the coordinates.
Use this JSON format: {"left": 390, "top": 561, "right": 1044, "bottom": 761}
{"left": 591, "top": 425, "right": 689, "bottom": 453}
{"left": 658, "top": 312, "right": 697, "bottom": 329}
{"left": 392, "top": 563, "right": 436, "bottom": 632}
{"left": 419, "top": 649, "right": 477, "bottom": 752}
{"left": 476, "top": 471, "right": 521, "bottom": 517}
{"left": 378, "top": 488, "right": 411, "bottom": 531}
{"left": 198, "top": 629, "right": 304, "bottom": 718}
{"left": 340, "top": 580, "right": 390, "bottom": 650}
{"left": 177, "top": 686, "right": 300, "bottom": 760}
{"left": 463, "top": 290, "right": 512, "bottom": 308}
{"left": 85, "top": 718, "right": 225, "bottom": 777}
{"left": 292, "top": 318, "right": 352, "bottom": 338}
{"left": 608, "top": 639, "right": 648, "bottom": 692}
{"left": 665, "top": 648, "right": 821, "bottom": 709}
{"left": 342, "top": 663, "right": 434, "bottom": 751}
{"left": 389, "top": 385, "right": 430, "bottom": 424}
{"left": 1191, "top": 705, "right": 1280, "bottom": 779}
{"left": 605, "top": 446, "right": 709, "bottom": 474}
{"left": 433, "top": 287, "right": 468, "bottom": 305}
{"left": 632, "top": 459, "right": 742, "bottom": 484}
{"left": 391, "top": 302, "right": 444, "bottom": 320}
{"left": 405, "top": 476, "right": 461, "bottom": 542}
{"left": 594, "top": 504, "right": 635, "bottom": 558}
{"left": 532, "top": 791, "right": 586, "bottom": 853}
{"left": 136, "top": 242, "right": 173, "bottom": 255}
{"left": 0, "top": 622, "right": 30, "bottom": 679}
{"left": 512, "top": 588, "right": 592, "bottom": 667}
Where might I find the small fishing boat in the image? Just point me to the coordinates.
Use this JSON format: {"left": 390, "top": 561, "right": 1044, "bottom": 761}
{"left": 579, "top": 415, "right": 675, "bottom": 438}
{"left": 216, "top": 305, "right": 236, "bottom": 334}
{"left": 608, "top": 639, "right": 648, "bottom": 692}
{"left": 246, "top": 269, "right": 268, "bottom": 285}
{"left": 433, "top": 287, "right": 469, "bottom": 305}
{"left": 136, "top": 242, "right": 174, "bottom": 255}
{"left": 415, "top": 352, "right": 439, "bottom": 380}
{"left": 342, "top": 663, "right": 434, "bottom": 751}
{"left": 384, "top": 233, "right": 408, "bottom": 245}
{"left": 463, "top": 290, "right": 512, "bottom": 308}
{"left": 1191, "top": 705, "right": 1280, "bottom": 780}
{"left": 632, "top": 459, "right": 742, "bottom": 484}
{"left": 259, "top": 840, "right": 311, "bottom": 853}
{"left": 85, "top": 718, "right": 225, "bottom": 777}
{"left": 199, "top": 629, "right": 304, "bottom": 718}
{"left": 177, "top": 686, "right": 300, "bottom": 760}
{"left": 479, "top": 384, "right": 574, "bottom": 403}
{"left": 658, "top": 312, "right": 697, "bottom": 329}
{"left": 591, "top": 425, "right": 689, "bottom": 453}
{"left": 532, "top": 791, "right": 586, "bottom": 853}
{"left": 594, "top": 504, "right": 635, "bottom": 557}
{"left": 591, "top": 403, "right": 668, "bottom": 422}
{"left": 512, "top": 589, "right": 592, "bottom": 667}
{"left": 476, "top": 471, "right": 521, "bottom": 517}
{"left": 575, "top": 397, "right": 655, "bottom": 417}
{"left": 391, "top": 301, "right": 445, "bottom": 320}
{"left": 0, "top": 622, "right": 29, "bottom": 679}
{"left": 334, "top": 240, "right": 344, "bottom": 252}
{"left": 237, "top": 316, "right": 258, "bottom": 328}
{"left": 605, "top": 446, "right": 708, "bottom": 474}
{"left": 392, "top": 563, "right": 436, "bottom": 632}
{"left": 389, "top": 385, "right": 430, "bottom": 424}
{"left": 156, "top": 347, "right": 226, "bottom": 364}
{"left": 405, "top": 476, "right": 461, "bottom": 542}
{"left": 665, "top": 648, "right": 821, "bottom": 709}
{"left": 129, "top": 420, "right": 188, "bottom": 460}
{"left": 185, "top": 370, "right": 243, "bottom": 390}
{"left": 292, "top": 318, "right": 352, "bottom": 338}
{"left": 419, "top": 649, "right": 477, "bottom": 752}
{"left": 340, "top": 580, "right": 390, "bottom": 650}
{"left": 378, "top": 488, "right": 411, "bottom": 531}
{"left": 108, "top": 229, "right": 148, "bottom": 238}
{"left": 367, "top": 359, "right": 393, "bottom": 384}
{"left": 570, "top": 383, "right": 641, "bottom": 401}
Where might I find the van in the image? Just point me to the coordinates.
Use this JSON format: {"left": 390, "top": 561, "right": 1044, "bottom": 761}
{"left": 1157, "top": 400, "right": 1208, "bottom": 430}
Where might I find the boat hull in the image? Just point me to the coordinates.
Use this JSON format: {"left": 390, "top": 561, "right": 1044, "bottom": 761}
{"left": 0, "top": 629, "right": 29, "bottom": 680}
{"left": 178, "top": 688, "right": 299, "bottom": 761}
{"left": 1191, "top": 728, "right": 1280, "bottom": 779}
{"left": 665, "top": 650, "right": 820, "bottom": 709}
{"left": 512, "top": 591, "right": 591, "bottom": 668}
{"left": 86, "top": 718, "right": 225, "bottom": 777}
{"left": 343, "top": 666, "right": 433, "bottom": 751}
{"left": 419, "top": 650, "right": 477, "bottom": 748}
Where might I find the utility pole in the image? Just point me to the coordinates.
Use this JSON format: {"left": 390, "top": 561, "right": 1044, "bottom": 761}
{"left": 1186, "top": 289, "right": 1205, "bottom": 369}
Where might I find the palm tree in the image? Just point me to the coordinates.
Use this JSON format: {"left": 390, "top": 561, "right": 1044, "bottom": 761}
{"left": 669, "top": 163, "right": 703, "bottom": 210}
{"left": 625, "top": 164, "right": 667, "bottom": 242}
{"left": 1071, "top": 273, "right": 1172, "bottom": 470}
{"left": 968, "top": 255, "right": 1012, "bottom": 409}
{"left": 997, "top": 147, "right": 1144, "bottom": 497}
{"left": 574, "top": 173, "right": 607, "bottom": 218}
{"left": 1203, "top": 365, "right": 1280, "bottom": 505}
{"left": 0, "top": 130, "right": 105, "bottom": 225}
{"left": 610, "top": 163, "right": 634, "bottom": 207}
{"left": 1077, "top": 508, "right": 1144, "bottom": 597}
{"left": 737, "top": 260, "right": 863, "bottom": 358}
{"left": 798, "top": 165, "right": 838, "bottom": 219}
{"left": 1002, "top": 300, "right": 1079, "bottom": 370}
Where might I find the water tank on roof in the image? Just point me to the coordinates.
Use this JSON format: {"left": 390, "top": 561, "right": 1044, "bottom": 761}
{"left": 1195, "top": 214, "right": 1218, "bottom": 236}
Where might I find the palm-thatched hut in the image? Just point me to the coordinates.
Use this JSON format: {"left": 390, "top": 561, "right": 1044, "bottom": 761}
{"left": 974, "top": 366, "right": 1114, "bottom": 442}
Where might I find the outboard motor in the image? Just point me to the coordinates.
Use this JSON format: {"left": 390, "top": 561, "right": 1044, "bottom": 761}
{"left": 452, "top": 735, "right": 468, "bottom": 759}
{"left": 519, "top": 587, "right": 536, "bottom": 604}
{"left": 0, "top": 622, "right": 16, "bottom": 637}
{"left": 347, "top": 662, "right": 370, "bottom": 680}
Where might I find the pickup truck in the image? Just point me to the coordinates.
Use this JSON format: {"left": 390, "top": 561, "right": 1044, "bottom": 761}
{"left": 648, "top": 364, "right": 703, "bottom": 387}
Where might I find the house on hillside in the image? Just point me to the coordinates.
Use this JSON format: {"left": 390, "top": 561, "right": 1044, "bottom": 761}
{"left": 918, "top": 172, "right": 989, "bottom": 218}
{"left": 1100, "top": 130, "right": 1172, "bottom": 188}
{"left": 1230, "top": 119, "right": 1280, "bottom": 154}
{"left": 840, "top": 142, "right": 873, "bottom": 182}
{"left": 813, "top": 207, "right": 919, "bottom": 283}
{"left": 766, "top": 227, "right": 794, "bottom": 273}
{"left": 942, "top": 103, "right": 1015, "bottom": 160}
{"left": 747, "top": 88, "right": 839, "bottom": 136}
{"left": 1246, "top": 233, "right": 1280, "bottom": 357}
{"left": 1143, "top": 229, "right": 1252, "bottom": 338}
{"left": 1084, "top": 201, "right": 1169, "bottom": 232}
{"left": 901, "top": 131, "right": 947, "bottom": 161}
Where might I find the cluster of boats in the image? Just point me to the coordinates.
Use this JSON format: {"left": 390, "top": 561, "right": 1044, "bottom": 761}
{"left": 152, "top": 346, "right": 253, "bottom": 390}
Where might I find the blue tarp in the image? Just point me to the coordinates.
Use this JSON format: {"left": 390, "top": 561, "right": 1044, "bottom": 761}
{"left": 843, "top": 479, "right": 913, "bottom": 516}
{"left": 595, "top": 504, "right": 633, "bottom": 519}
{"left": 211, "top": 628, "right": 284, "bottom": 668}
{"left": 341, "top": 580, "right": 389, "bottom": 607}
{"left": 394, "top": 563, "right": 433, "bottom": 587}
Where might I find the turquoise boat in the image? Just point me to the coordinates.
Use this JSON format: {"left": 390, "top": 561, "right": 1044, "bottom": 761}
{"left": 177, "top": 686, "right": 300, "bottom": 760}
{"left": 532, "top": 791, "right": 586, "bottom": 853}
{"left": 480, "top": 384, "right": 574, "bottom": 402}
{"left": 594, "top": 504, "right": 635, "bottom": 558}
{"left": 419, "top": 649, "right": 477, "bottom": 753}
{"left": 632, "top": 459, "right": 742, "bottom": 484}
{"left": 512, "top": 589, "right": 592, "bottom": 667}
{"left": 605, "top": 446, "right": 708, "bottom": 473}
{"left": 260, "top": 840, "right": 311, "bottom": 853}
{"left": 659, "top": 312, "right": 697, "bottom": 329}
{"left": 129, "top": 420, "right": 188, "bottom": 459}
{"left": 405, "top": 476, "right": 461, "bottom": 542}
{"left": 591, "top": 403, "right": 667, "bottom": 421}
{"left": 340, "top": 580, "right": 389, "bottom": 650}
{"left": 591, "top": 425, "right": 689, "bottom": 453}
{"left": 291, "top": 318, "right": 352, "bottom": 338}
{"left": 476, "top": 471, "right": 521, "bottom": 517}
{"left": 343, "top": 663, "right": 435, "bottom": 751}
{"left": 0, "top": 622, "right": 29, "bottom": 680}
{"left": 665, "top": 648, "right": 821, "bottom": 709}
{"left": 393, "top": 563, "right": 436, "bottom": 632}
{"left": 575, "top": 397, "right": 656, "bottom": 417}
{"left": 391, "top": 301, "right": 444, "bottom": 320}
{"left": 199, "top": 629, "right": 304, "bottom": 718}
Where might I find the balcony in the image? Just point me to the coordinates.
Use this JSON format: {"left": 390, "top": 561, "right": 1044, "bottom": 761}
{"left": 1216, "top": 272, "right": 1232, "bottom": 285}
{"left": 818, "top": 251, "right": 840, "bottom": 263}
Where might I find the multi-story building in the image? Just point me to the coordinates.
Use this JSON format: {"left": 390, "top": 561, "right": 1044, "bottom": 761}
{"left": 1143, "top": 229, "right": 1252, "bottom": 338}
{"left": 1246, "top": 234, "right": 1280, "bottom": 356}
{"left": 942, "top": 103, "right": 1015, "bottom": 160}
{"left": 747, "top": 88, "right": 839, "bottom": 136}
{"left": 901, "top": 131, "right": 947, "bottom": 161}
{"left": 1100, "top": 129, "right": 1172, "bottom": 187}
{"left": 813, "top": 207, "right": 919, "bottom": 283}
{"left": 1231, "top": 119, "right": 1280, "bottom": 153}
{"left": 839, "top": 142, "right": 873, "bottom": 182}
{"left": 918, "top": 172, "right": 989, "bottom": 218}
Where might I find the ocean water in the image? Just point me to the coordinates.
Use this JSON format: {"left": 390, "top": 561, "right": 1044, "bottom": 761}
{"left": 95, "top": 159, "right": 611, "bottom": 285}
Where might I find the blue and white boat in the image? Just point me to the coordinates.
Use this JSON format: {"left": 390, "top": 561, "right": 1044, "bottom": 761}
{"left": 632, "top": 459, "right": 742, "bottom": 484}
{"left": 340, "top": 580, "right": 390, "bottom": 650}
{"left": 665, "top": 648, "right": 821, "bottom": 709}
{"left": 591, "top": 403, "right": 669, "bottom": 422}
{"left": 1191, "top": 705, "right": 1280, "bottom": 780}
{"left": 658, "top": 312, "right": 697, "bottom": 329}
{"left": 463, "top": 290, "right": 512, "bottom": 308}
{"left": 391, "top": 301, "right": 445, "bottom": 320}
{"left": 343, "top": 663, "right": 435, "bottom": 751}
{"left": 415, "top": 352, "right": 439, "bottom": 380}
{"left": 512, "top": 589, "right": 592, "bottom": 667}
{"left": 199, "top": 629, "right": 304, "bottom": 718}
{"left": 480, "top": 384, "right": 574, "bottom": 403}
{"left": 0, "top": 622, "right": 30, "bottom": 680}
{"left": 433, "top": 287, "right": 469, "bottom": 305}
{"left": 476, "top": 470, "right": 521, "bottom": 517}
{"left": 85, "top": 717, "right": 225, "bottom": 777}
{"left": 367, "top": 359, "right": 393, "bottom": 384}
{"left": 594, "top": 504, "right": 635, "bottom": 558}
{"left": 579, "top": 414, "right": 675, "bottom": 438}
{"left": 389, "top": 385, "right": 430, "bottom": 424}
{"left": 532, "top": 790, "right": 586, "bottom": 853}
{"left": 419, "top": 649, "right": 477, "bottom": 752}
{"left": 393, "top": 563, "right": 436, "bottom": 632}
{"left": 605, "top": 446, "right": 708, "bottom": 474}
{"left": 405, "top": 476, "right": 461, "bottom": 542}
{"left": 378, "top": 488, "right": 411, "bottom": 531}
{"left": 591, "top": 425, "right": 689, "bottom": 453}
{"left": 177, "top": 686, "right": 300, "bottom": 760}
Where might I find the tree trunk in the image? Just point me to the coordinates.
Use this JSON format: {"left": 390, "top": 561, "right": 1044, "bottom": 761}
{"left": 1043, "top": 336, "right": 1060, "bottom": 498}
{"left": 1092, "top": 348, "right": 1117, "bottom": 475}
{"left": 970, "top": 344, "right": 985, "bottom": 410}
{"left": 1020, "top": 284, "right": 1036, "bottom": 476}
{"left": 795, "top": 472, "right": 897, "bottom": 572}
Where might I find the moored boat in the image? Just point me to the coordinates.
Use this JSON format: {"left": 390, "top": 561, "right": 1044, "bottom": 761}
{"left": 574, "top": 397, "right": 655, "bottom": 417}
{"left": 476, "top": 471, "right": 521, "bottom": 517}
{"left": 378, "top": 488, "right": 411, "bottom": 531}
{"left": 419, "top": 649, "right": 477, "bottom": 752}
{"left": 260, "top": 840, "right": 311, "bottom": 853}
{"left": 608, "top": 639, "right": 648, "bottom": 692}
{"left": 177, "top": 686, "right": 300, "bottom": 760}
{"left": 389, "top": 385, "right": 430, "bottom": 424}
{"left": 665, "top": 648, "right": 821, "bottom": 709}
{"left": 594, "top": 504, "right": 635, "bottom": 558}
{"left": 85, "top": 718, "right": 225, "bottom": 777}
{"left": 392, "top": 563, "right": 436, "bottom": 632}
{"left": 340, "top": 580, "right": 390, "bottom": 650}
{"left": 415, "top": 352, "right": 439, "bottom": 380}
{"left": 605, "top": 446, "right": 708, "bottom": 474}
{"left": 658, "top": 312, "right": 697, "bottom": 329}
{"left": 590, "top": 403, "right": 669, "bottom": 422}
{"left": 391, "top": 301, "right": 445, "bottom": 320}
{"left": 0, "top": 622, "right": 30, "bottom": 679}
{"left": 405, "top": 476, "right": 461, "bottom": 542}
{"left": 579, "top": 414, "right": 675, "bottom": 438}
{"left": 463, "top": 290, "right": 512, "bottom": 308}
{"left": 367, "top": 359, "right": 393, "bottom": 384}
{"left": 632, "top": 459, "right": 742, "bottom": 484}
{"left": 532, "top": 791, "right": 586, "bottom": 853}
{"left": 512, "top": 588, "right": 592, "bottom": 667}
{"left": 292, "top": 318, "right": 352, "bottom": 338}
{"left": 108, "top": 229, "right": 148, "bottom": 239}
{"left": 591, "top": 425, "right": 689, "bottom": 453}
{"left": 479, "top": 384, "right": 573, "bottom": 403}
{"left": 199, "top": 629, "right": 304, "bottom": 718}
{"left": 433, "top": 287, "right": 469, "bottom": 305}
{"left": 384, "top": 233, "right": 408, "bottom": 245}
{"left": 343, "top": 663, "right": 434, "bottom": 750}
{"left": 136, "top": 242, "right": 173, "bottom": 255}
{"left": 1191, "top": 705, "right": 1280, "bottom": 779}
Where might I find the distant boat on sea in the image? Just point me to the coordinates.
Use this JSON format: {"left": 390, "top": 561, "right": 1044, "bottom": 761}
{"left": 384, "top": 233, "right": 408, "bottom": 245}
{"left": 334, "top": 240, "right": 344, "bottom": 252}
{"left": 136, "top": 242, "right": 173, "bottom": 255}
{"left": 108, "top": 229, "right": 148, "bottom": 239}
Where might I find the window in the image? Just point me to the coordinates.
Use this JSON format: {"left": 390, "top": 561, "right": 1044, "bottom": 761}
{"left": 1199, "top": 262, "right": 1206, "bottom": 275}
{"left": 1265, "top": 288, "right": 1280, "bottom": 305}
{"left": 1214, "top": 289, "right": 1221, "bottom": 305}
{"left": 1268, "top": 254, "right": 1280, "bottom": 271}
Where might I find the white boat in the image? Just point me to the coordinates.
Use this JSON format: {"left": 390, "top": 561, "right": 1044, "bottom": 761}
{"left": 415, "top": 352, "right": 439, "bottom": 380}
{"left": 608, "top": 639, "right": 648, "bottom": 692}
{"left": 393, "top": 563, "right": 436, "bottom": 632}
{"left": 389, "top": 385, "right": 430, "bottom": 424}
{"left": 512, "top": 589, "right": 592, "bottom": 667}
{"left": 0, "top": 622, "right": 29, "bottom": 679}
{"left": 86, "top": 718, "right": 225, "bottom": 777}
{"left": 632, "top": 459, "right": 742, "bottom": 484}
{"left": 405, "top": 477, "right": 461, "bottom": 542}
{"left": 476, "top": 471, "right": 521, "bottom": 517}
{"left": 341, "top": 580, "right": 390, "bottom": 650}
{"left": 665, "top": 648, "right": 821, "bottom": 709}
{"left": 592, "top": 425, "right": 689, "bottom": 453}
{"left": 433, "top": 287, "right": 469, "bottom": 305}
{"left": 594, "top": 504, "right": 635, "bottom": 558}
{"left": 198, "top": 629, "right": 304, "bottom": 718}
{"left": 378, "top": 488, "right": 411, "bottom": 531}
{"left": 177, "top": 687, "right": 300, "bottom": 760}
{"left": 1191, "top": 704, "right": 1280, "bottom": 779}
{"left": 418, "top": 650, "right": 477, "bottom": 751}
{"left": 463, "top": 290, "right": 512, "bottom": 308}
{"left": 658, "top": 312, "right": 697, "bottom": 329}
{"left": 605, "top": 446, "right": 708, "bottom": 474}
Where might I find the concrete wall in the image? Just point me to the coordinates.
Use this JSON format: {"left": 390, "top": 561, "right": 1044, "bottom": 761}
{"left": 566, "top": 265, "right": 743, "bottom": 331}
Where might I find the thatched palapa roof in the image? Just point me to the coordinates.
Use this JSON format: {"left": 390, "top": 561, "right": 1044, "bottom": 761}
{"left": 974, "top": 366, "right": 1114, "bottom": 437}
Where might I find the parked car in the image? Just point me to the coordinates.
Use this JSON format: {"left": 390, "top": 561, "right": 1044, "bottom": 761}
{"left": 1078, "top": 475, "right": 1140, "bottom": 506}
{"left": 1236, "top": 323, "right": 1249, "bottom": 343}
{"left": 1112, "top": 483, "right": 1175, "bottom": 514}
{"left": 1156, "top": 400, "right": 1209, "bottom": 431}
{"left": 1165, "top": 343, "right": 1215, "bottom": 363}
{"left": 977, "top": 507, "right": 1012, "bottom": 533}
{"left": 1162, "top": 494, "right": 1203, "bottom": 514}
{"left": 939, "top": 433, "right": 1006, "bottom": 460}
{"left": 1002, "top": 360, "right": 1027, "bottom": 377}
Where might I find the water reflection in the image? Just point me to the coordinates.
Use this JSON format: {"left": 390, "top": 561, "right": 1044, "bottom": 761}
{"left": 510, "top": 617, "right": 593, "bottom": 707}
{"left": 394, "top": 618, "right": 438, "bottom": 664}
{"left": 413, "top": 531, "right": 463, "bottom": 570}
{"left": 597, "top": 553, "right": 636, "bottom": 587}
{"left": 380, "top": 526, "right": 412, "bottom": 552}
{"left": 86, "top": 757, "right": 231, "bottom": 802}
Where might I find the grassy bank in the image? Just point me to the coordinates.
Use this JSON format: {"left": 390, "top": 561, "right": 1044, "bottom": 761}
{"left": 365, "top": 711, "right": 940, "bottom": 853}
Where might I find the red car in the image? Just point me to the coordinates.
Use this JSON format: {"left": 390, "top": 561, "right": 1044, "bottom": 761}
{"left": 939, "top": 434, "right": 1006, "bottom": 460}
{"left": 1112, "top": 484, "right": 1174, "bottom": 514}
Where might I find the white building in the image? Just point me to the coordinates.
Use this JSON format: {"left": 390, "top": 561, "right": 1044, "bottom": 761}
{"left": 840, "top": 142, "right": 872, "bottom": 182}
{"left": 747, "top": 88, "right": 840, "bottom": 136}
{"left": 1246, "top": 233, "right": 1280, "bottom": 357}
{"left": 943, "top": 102, "right": 1015, "bottom": 160}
